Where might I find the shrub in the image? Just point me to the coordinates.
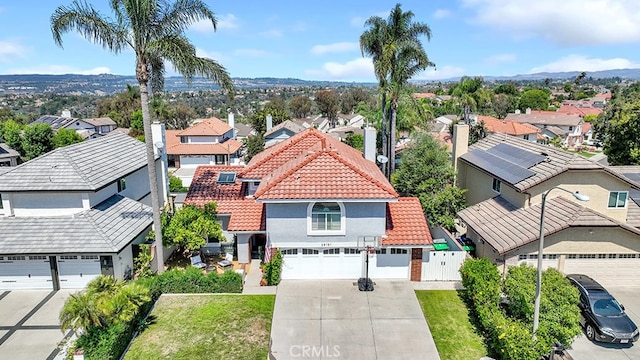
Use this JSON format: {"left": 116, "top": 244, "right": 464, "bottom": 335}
{"left": 262, "top": 250, "right": 283, "bottom": 286}
{"left": 169, "top": 176, "right": 188, "bottom": 192}
{"left": 141, "top": 267, "right": 243, "bottom": 294}
{"left": 75, "top": 322, "right": 134, "bottom": 360}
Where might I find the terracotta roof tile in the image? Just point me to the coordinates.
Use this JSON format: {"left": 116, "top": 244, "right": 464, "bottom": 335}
{"left": 556, "top": 105, "right": 602, "bottom": 117}
{"left": 177, "top": 117, "right": 232, "bottom": 136}
{"left": 506, "top": 113, "right": 582, "bottom": 127}
{"left": 385, "top": 197, "right": 433, "bottom": 246}
{"left": 477, "top": 115, "right": 539, "bottom": 136}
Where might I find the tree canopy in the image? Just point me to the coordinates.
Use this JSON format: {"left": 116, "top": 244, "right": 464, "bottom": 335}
{"left": 162, "top": 203, "right": 224, "bottom": 253}
{"left": 288, "top": 95, "right": 313, "bottom": 118}
{"left": 595, "top": 82, "right": 640, "bottom": 165}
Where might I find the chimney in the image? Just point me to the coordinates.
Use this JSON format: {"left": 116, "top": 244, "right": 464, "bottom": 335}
{"left": 526, "top": 107, "right": 531, "bottom": 114}
{"left": 363, "top": 126, "right": 376, "bottom": 162}
{"left": 266, "top": 114, "right": 273, "bottom": 131}
{"left": 452, "top": 123, "right": 469, "bottom": 172}
{"left": 515, "top": 109, "right": 521, "bottom": 114}
{"left": 151, "top": 122, "right": 169, "bottom": 204}
{"left": 61, "top": 109, "right": 71, "bottom": 118}
{"left": 228, "top": 112, "right": 235, "bottom": 139}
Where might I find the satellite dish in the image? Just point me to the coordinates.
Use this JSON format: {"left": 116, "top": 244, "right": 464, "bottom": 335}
{"left": 376, "top": 155, "right": 388, "bottom": 164}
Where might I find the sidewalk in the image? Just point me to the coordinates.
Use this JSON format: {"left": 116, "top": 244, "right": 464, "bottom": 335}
{"left": 241, "top": 259, "right": 277, "bottom": 295}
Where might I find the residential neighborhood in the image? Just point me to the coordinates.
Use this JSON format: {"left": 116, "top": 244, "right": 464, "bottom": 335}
{"left": 2, "top": 1, "right": 640, "bottom": 360}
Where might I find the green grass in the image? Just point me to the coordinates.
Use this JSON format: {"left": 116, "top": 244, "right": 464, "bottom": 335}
{"left": 416, "top": 290, "right": 487, "bottom": 360}
{"left": 124, "top": 295, "right": 275, "bottom": 360}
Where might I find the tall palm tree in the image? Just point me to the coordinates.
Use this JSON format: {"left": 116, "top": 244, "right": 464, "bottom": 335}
{"left": 360, "top": 4, "right": 434, "bottom": 176}
{"left": 51, "top": 0, "right": 234, "bottom": 273}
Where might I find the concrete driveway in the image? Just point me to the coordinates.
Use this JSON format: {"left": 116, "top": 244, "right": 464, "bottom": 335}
{"left": 269, "top": 280, "right": 440, "bottom": 360}
{"left": 0, "top": 290, "right": 74, "bottom": 360}
{"left": 567, "top": 286, "right": 640, "bottom": 360}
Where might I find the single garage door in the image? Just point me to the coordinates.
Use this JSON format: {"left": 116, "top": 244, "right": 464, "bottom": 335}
{"left": 281, "top": 248, "right": 362, "bottom": 280}
{"left": 367, "top": 249, "right": 410, "bottom": 280}
{"left": 0, "top": 255, "right": 53, "bottom": 290}
{"left": 58, "top": 255, "right": 101, "bottom": 289}
{"left": 563, "top": 253, "right": 640, "bottom": 287}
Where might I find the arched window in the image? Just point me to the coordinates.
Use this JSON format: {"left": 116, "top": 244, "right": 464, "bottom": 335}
{"left": 308, "top": 202, "right": 344, "bottom": 234}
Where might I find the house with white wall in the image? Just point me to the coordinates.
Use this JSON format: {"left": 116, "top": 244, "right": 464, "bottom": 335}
{"left": 186, "top": 128, "right": 436, "bottom": 280}
{"left": 0, "top": 131, "right": 169, "bottom": 290}
{"left": 505, "top": 111, "right": 583, "bottom": 147}
{"left": 33, "top": 115, "right": 117, "bottom": 139}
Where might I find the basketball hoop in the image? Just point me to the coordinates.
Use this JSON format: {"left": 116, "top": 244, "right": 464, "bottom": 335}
{"left": 366, "top": 248, "right": 376, "bottom": 255}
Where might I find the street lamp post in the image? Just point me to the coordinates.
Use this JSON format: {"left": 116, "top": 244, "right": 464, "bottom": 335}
{"left": 533, "top": 187, "right": 590, "bottom": 338}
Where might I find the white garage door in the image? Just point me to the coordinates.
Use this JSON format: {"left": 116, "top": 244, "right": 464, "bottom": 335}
{"left": 367, "top": 249, "right": 410, "bottom": 279}
{"left": 0, "top": 255, "right": 53, "bottom": 290}
{"left": 518, "top": 254, "right": 559, "bottom": 271}
{"left": 281, "top": 248, "right": 410, "bottom": 280}
{"left": 563, "top": 254, "right": 639, "bottom": 287}
{"left": 281, "top": 248, "right": 362, "bottom": 280}
{"left": 58, "top": 255, "right": 101, "bottom": 289}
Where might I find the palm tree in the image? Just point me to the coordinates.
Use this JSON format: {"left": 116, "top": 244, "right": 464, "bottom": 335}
{"left": 360, "top": 4, "right": 434, "bottom": 177}
{"left": 59, "top": 292, "right": 103, "bottom": 333}
{"left": 51, "top": 0, "right": 234, "bottom": 273}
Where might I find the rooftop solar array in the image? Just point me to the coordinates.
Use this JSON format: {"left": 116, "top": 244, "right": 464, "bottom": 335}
{"left": 486, "top": 143, "right": 547, "bottom": 169}
{"left": 622, "top": 172, "right": 640, "bottom": 183}
{"left": 461, "top": 149, "right": 536, "bottom": 185}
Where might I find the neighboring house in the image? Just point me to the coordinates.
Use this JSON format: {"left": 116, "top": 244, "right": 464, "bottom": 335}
{"left": 292, "top": 115, "right": 331, "bottom": 133}
{"left": 185, "top": 128, "right": 435, "bottom": 280}
{"left": 32, "top": 115, "right": 117, "bottom": 139}
{"left": 328, "top": 126, "right": 364, "bottom": 142}
{"left": 336, "top": 113, "right": 366, "bottom": 128}
{"left": 472, "top": 115, "right": 539, "bottom": 142}
{"left": 166, "top": 116, "right": 243, "bottom": 186}
{"left": 454, "top": 130, "right": 640, "bottom": 286}
{"left": 506, "top": 111, "right": 583, "bottom": 147}
{"left": 234, "top": 123, "right": 255, "bottom": 142}
{"left": 556, "top": 105, "right": 602, "bottom": 118}
{"left": 0, "top": 143, "right": 20, "bottom": 167}
{"left": 264, "top": 120, "right": 306, "bottom": 148}
{"left": 0, "top": 131, "right": 169, "bottom": 290}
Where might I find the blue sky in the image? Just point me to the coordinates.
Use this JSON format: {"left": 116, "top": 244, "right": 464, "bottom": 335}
{"left": 1, "top": 0, "right": 640, "bottom": 82}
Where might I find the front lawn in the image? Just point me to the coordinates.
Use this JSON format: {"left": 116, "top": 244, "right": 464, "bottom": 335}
{"left": 416, "top": 290, "right": 487, "bottom": 360}
{"left": 124, "top": 294, "right": 275, "bottom": 360}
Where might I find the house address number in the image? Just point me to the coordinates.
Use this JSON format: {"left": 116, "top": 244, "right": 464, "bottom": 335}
{"left": 321, "top": 243, "right": 332, "bottom": 247}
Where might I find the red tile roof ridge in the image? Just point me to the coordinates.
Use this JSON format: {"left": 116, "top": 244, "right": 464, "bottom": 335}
{"left": 177, "top": 117, "right": 231, "bottom": 136}
{"left": 253, "top": 148, "right": 324, "bottom": 198}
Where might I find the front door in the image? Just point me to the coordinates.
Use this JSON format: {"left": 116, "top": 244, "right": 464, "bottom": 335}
{"left": 100, "top": 256, "right": 114, "bottom": 277}
{"left": 250, "top": 235, "right": 266, "bottom": 260}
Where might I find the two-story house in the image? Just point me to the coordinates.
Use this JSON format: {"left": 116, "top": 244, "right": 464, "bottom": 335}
{"left": 453, "top": 127, "right": 640, "bottom": 286}
{"left": 0, "top": 132, "right": 168, "bottom": 290}
{"left": 185, "top": 128, "right": 433, "bottom": 280}
{"left": 506, "top": 111, "right": 583, "bottom": 147}
{"left": 472, "top": 115, "right": 539, "bottom": 142}
{"left": 166, "top": 116, "right": 243, "bottom": 186}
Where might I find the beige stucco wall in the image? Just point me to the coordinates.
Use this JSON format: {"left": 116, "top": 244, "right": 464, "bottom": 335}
{"left": 526, "top": 170, "right": 631, "bottom": 223}
{"left": 459, "top": 162, "right": 527, "bottom": 207}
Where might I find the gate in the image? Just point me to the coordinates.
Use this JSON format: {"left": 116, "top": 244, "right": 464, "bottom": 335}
{"left": 421, "top": 250, "right": 466, "bottom": 281}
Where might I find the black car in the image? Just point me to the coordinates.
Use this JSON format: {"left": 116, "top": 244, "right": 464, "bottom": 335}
{"left": 567, "top": 274, "right": 639, "bottom": 344}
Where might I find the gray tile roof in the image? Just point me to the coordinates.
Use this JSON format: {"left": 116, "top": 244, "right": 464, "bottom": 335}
{"left": 264, "top": 120, "right": 306, "bottom": 138}
{"left": 505, "top": 113, "right": 582, "bottom": 127}
{"left": 0, "top": 133, "right": 151, "bottom": 191}
{"left": 0, "top": 143, "right": 20, "bottom": 159}
{"left": 458, "top": 196, "right": 640, "bottom": 254}
{"left": 0, "top": 195, "right": 152, "bottom": 254}
{"left": 32, "top": 115, "right": 115, "bottom": 129}
{"left": 82, "top": 117, "right": 116, "bottom": 126}
{"left": 462, "top": 134, "right": 601, "bottom": 191}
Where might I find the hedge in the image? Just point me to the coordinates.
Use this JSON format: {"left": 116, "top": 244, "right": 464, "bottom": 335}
{"left": 263, "top": 250, "right": 283, "bottom": 286}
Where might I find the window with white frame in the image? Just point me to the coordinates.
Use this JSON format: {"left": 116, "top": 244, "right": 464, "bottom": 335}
{"left": 302, "top": 249, "right": 319, "bottom": 255}
{"left": 390, "top": 248, "right": 408, "bottom": 255}
{"left": 323, "top": 248, "right": 340, "bottom": 255}
{"left": 281, "top": 249, "right": 298, "bottom": 255}
{"left": 608, "top": 191, "right": 628, "bottom": 208}
{"left": 492, "top": 178, "right": 501, "bottom": 193}
{"left": 308, "top": 202, "right": 344, "bottom": 234}
{"left": 344, "top": 248, "right": 359, "bottom": 255}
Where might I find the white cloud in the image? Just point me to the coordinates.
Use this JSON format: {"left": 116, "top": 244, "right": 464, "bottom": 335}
{"left": 529, "top": 55, "right": 640, "bottom": 73}
{"left": 190, "top": 14, "right": 238, "bottom": 33}
{"left": 462, "top": 0, "right": 640, "bottom": 45}
{"left": 4, "top": 65, "right": 111, "bottom": 75}
{"left": 433, "top": 9, "right": 452, "bottom": 19}
{"left": 305, "top": 58, "right": 374, "bottom": 80}
{"left": 310, "top": 42, "right": 358, "bottom": 55}
{"left": 196, "top": 48, "right": 228, "bottom": 62}
{"left": 0, "top": 39, "right": 28, "bottom": 62}
{"left": 233, "top": 48, "right": 270, "bottom": 57}
{"left": 259, "top": 29, "right": 283, "bottom": 38}
{"left": 414, "top": 65, "right": 466, "bottom": 80}
{"left": 484, "top": 53, "right": 517, "bottom": 65}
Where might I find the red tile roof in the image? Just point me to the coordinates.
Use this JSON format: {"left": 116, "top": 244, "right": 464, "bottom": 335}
{"left": 385, "top": 197, "right": 433, "bottom": 246}
{"left": 556, "top": 105, "right": 602, "bottom": 117}
{"left": 177, "top": 117, "right": 232, "bottom": 136}
{"left": 184, "top": 166, "right": 265, "bottom": 232}
{"left": 478, "top": 115, "right": 539, "bottom": 136}
{"left": 412, "top": 92, "right": 437, "bottom": 99}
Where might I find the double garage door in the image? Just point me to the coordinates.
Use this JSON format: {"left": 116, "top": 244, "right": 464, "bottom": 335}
{"left": 281, "top": 248, "right": 410, "bottom": 280}
{"left": 0, "top": 255, "right": 102, "bottom": 290}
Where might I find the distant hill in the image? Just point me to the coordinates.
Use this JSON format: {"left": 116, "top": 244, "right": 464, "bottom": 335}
{"left": 1, "top": 68, "right": 640, "bottom": 95}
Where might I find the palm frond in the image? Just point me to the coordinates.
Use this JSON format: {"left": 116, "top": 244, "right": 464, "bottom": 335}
{"left": 51, "top": 0, "right": 126, "bottom": 52}
{"left": 158, "top": 0, "right": 217, "bottom": 34}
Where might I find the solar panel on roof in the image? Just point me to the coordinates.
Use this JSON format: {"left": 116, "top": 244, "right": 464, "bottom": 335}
{"left": 487, "top": 143, "right": 547, "bottom": 169}
{"left": 461, "top": 149, "right": 536, "bottom": 184}
{"left": 622, "top": 172, "right": 640, "bottom": 183}
{"left": 217, "top": 172, "right": 236, "bottom": 184}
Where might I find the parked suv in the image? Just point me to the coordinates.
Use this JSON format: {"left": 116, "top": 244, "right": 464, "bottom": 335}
{"left": 567, "top": 274, "right": 639, "bottom": 344}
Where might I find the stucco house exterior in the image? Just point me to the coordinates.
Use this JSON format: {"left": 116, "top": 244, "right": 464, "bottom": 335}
{"left": 264, "top": 120, "right": 306, "bottom": 148}
{"left": 32, "top": 115, "right": 117, "bottom": 139}
{"left": 454, "top": 128, "right": 640, "bottom": 286}
{"left": 185, "top": 128, "right": 435, "bottom": 280}
{"left": 0, "top": 132, "right": 169, "bottom": 290}
{"left": 167, "top": 116, "right": 243, "bottom": 186}
{"left": 506, "top": 111, "right": 584, "bottom": 147}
